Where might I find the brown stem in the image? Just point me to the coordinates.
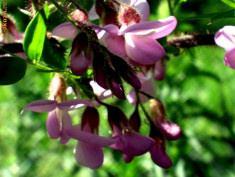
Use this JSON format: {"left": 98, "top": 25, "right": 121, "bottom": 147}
{"left": 167, "top": 34, "right": 215, "bottom": 48}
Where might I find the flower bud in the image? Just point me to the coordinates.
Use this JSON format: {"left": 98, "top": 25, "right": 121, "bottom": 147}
{"left": 81, "top": 107, "right": 99, "bottom": 134}
{"left": 92, "top": 47, "right": 109, "bottom": 89}
{"left": 70, "top": 32, "right": 90, "bottom": 76}
{"left": 95, "top": 0, "right": 119, "bottom": 26}
{"left": 149, "top": 99, "right": 181, "bottom": 140}
{"left": 129, "top": 106, "right": 141, "bottom": 132}
{"left": 106, "top": 67, "right": 126, "bottom": 100}
{"left": 71, "top": 9, "right": 88, "bottom": 21}
{"left": 49, "top": 73, "right": 67, "bottom": 102}
{"left": 107, "top": 105, "right": 128, "bottom": 133}
{"left": 110, "top": 54, "right": 141, "bottom": 89}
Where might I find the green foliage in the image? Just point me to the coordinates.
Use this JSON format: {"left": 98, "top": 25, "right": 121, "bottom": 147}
{"left": 221, "top": 0, "right": 235, "bottom": 8}
{"left": 0, "top": 57, "right": 27, "bottom": 85}
{"left": 42, "top": 38, "right": 67, "bottom": 70}
{"left": 23, "top": 4, "right": 49, "bottom": 61}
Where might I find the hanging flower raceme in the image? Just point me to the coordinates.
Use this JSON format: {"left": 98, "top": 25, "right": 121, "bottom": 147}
{"left": 214, "top": 25, "right": 235, "bottom": 69}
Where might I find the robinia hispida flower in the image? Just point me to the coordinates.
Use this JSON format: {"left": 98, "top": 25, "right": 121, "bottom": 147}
{"left": 20, "top": 0, "right": 181, "bottom": 170}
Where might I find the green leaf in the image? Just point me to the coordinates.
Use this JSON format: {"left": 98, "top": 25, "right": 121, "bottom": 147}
{"left": 0, "top": 57, "right": 27, "bottom": 85}
{"left": 182, "top": 9, "right": 235, "bottom": 21}
{"left": 42, "top": 38, "right": 66, "bottom": 70}
{"left": 23, "top": 4, "right": 49, "bottom": 61}
{"left": 221, "top": 0, "right": 235, "bottom": 8}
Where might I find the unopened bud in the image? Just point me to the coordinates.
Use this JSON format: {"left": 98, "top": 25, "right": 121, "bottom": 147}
{"left": 81, "top": 107, "right": 99, "bottom": 134}
{"left": 149, "top": 99, "right": 166, "bottom": 120}
{"left": 71, "top": 9, "right": 88, "bottom": 21}
{"left": 49, "top": 73, "right": 67, "bottom": 102}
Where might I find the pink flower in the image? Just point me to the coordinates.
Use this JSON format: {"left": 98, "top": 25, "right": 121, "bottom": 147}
{"left": 67, "top": 107, "right": 118, "bottom": 169}
{"left": 21, "top": 99, "right": 92, "bottom": 143}
{"left": 215, "top": 26, "right": 235, "bottom": 69}
{"left": 97, "top": 16, "right": 177, "bottom": 65}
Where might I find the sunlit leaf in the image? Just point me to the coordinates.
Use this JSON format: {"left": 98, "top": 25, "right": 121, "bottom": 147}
{"left": 220, "top": 0, "right": 235, "bottom": 8}
{"left": 23, "top": 4, "right": 49, "bottom": 61}
{"left": 0, "top": 57, "right": 27, "bottom": 85}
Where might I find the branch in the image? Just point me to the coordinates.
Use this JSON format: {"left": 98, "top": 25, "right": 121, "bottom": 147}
{"left": 167, "top": 34, "right": 215, "bottom": 48}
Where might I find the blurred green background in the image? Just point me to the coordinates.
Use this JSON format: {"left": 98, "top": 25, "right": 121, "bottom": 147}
{"left": 1, "top": 0, "right": 235, "bottom": 176}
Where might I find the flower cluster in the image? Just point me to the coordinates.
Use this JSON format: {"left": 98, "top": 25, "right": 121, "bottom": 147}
{"left": 21, "top": 0, "right": 181, "bottom": 169}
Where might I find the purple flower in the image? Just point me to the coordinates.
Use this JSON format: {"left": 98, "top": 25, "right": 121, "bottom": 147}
{"left": 149, "top": 99, "right": 181, "bottom": 140}
{"left": 97, "top": 16, "right": 177, "bottom": 65}
{"left": 67, "top": 107, "right": 118, "bottom": 169}
{"left": 215, "top": 26, "right": 235, "bottom": 69}
{"left": 21, "top": 99, "right": 92, "bottom": 143}
{"left": 150, "top": 137, "right": 173, "bottom": 168}
{"left": 107, "top": 105, "right": 154, "bottom": 160}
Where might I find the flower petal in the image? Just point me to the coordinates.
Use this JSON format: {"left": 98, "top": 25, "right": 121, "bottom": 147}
{"left": 67, "top": 126, "right": 118, "bottom": 147}
{"left": 46, "top": 110, "right": 61, "bottom": 139}
{"left": 21, "top": 99, "right": 57, "bottom": 113}
{"left": 123, "top": 153, "right": 134, "bottom": 163}
{"left": 150, "top": 144, "right": 173, "bottom": 168}
{"left": 60, "top": 112, "right": 73, "bottom": 144}
{"left": 125, "top": 34, "right": 165, "bottom": 64}
{"left": 58, "top": 99, "right": 93, "bottom": 111}
{"left": 132, "top": 0, "right": 150, "bottom": 22}
{"left": 119, "top": 16, "right": 177, "bottom": 39}
{"left": 111, "top": 131, "right": 154, "bottom": 156}
{"left": 75, "top": 142, "right": 104, "bottom": 169}
{"left": 97, "top": 24, "right": 127, "bottom": 58}
{"left": 224, "top": 48, "right": 235, "bottom": 69}
{"left": 70, "top": 53, "right": 89, "bottom": 76}
{"left": 154, "top": 59, "right": 166, "bottom": 81}
{"left": 157, "top": 120, "right": 181, "bottom": 140}
{"left": 215, "top": 26, "right": 235, "bottom": 51}
{"left": 52, "top": 22, "right": 78, "bottom": 39}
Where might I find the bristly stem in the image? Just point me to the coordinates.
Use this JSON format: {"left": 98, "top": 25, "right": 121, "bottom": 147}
{"left": 49, "top": 0, "right": 77, "bottom": 27}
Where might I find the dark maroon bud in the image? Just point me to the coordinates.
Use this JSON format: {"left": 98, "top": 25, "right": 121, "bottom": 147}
{"left": 71, "top": 32, "right": 89, "bottom": 55}
{"left": 70, "top": 32, "right": 90, "bottom": 76}
{"left": 92, "top": 48, "right": 109, "bottom": 89}
{"left": 129, "top": 106, "right": 141, "bottom": 132}
{"left": 106, "top": 105, "right": 128, "bottom": 131}
{"left": 81, "top": 107, "right": 99, "bottom": 134}
{"left": 95, "top": 0, "right": 119, "bottom": 26}
{"left": 110, "top": 55, "right": 141, "bottom": 89}
{"left": 107, "top": 67, "right": 126, "bottom": 100}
